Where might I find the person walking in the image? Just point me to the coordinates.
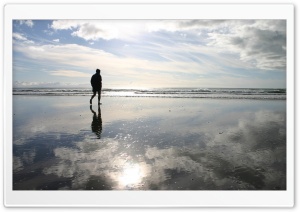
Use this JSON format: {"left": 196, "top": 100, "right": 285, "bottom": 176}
{"left": 90, "top": 68, "right": 102, "bottom": 105}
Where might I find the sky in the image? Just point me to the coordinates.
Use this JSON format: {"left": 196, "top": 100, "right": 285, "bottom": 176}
{"left": 12, "top": 19, "right": 286, "bottom": 89}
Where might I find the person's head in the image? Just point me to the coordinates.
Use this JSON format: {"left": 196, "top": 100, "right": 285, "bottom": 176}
{"left": 96, "top": 69, "right": 101, "bottom": 74}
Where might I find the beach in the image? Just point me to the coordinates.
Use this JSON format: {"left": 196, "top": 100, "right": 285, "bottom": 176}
{"left": 13, "top": 95, "right": 286, "bottom": 190}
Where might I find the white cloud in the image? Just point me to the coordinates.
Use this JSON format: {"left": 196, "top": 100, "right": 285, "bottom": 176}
{"left": 49, "top": 70, "right": 90, "bottom": 78}
{"left": 70, "top": 22, "right": 118, "bottom": 40}
{"left": 13, "top": 32, "right": 34, "bottom": 44}
{"left": 51, "top": 20, "right": 146, "bottom": 41}
{"left": 51, "top": 20, "right": 80, "bottom": 30}
{"left": 53, "top": 39, "right": 60, "bottom": 42}
{"left": 19, "top": 20, "right": 34, "bottom": 27}
{"left": 13, "top": 33, "right": 27, "bottom": 41}
{"left": 14, "top": 81, "right": 61, "bottom": 87}
{"left": 13, "top": 42, "right": 206, "bottom": 76}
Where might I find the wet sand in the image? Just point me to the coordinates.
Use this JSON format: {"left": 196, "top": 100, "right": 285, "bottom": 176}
{"left": 13, "top": 96, "right": 286, "bottom": 190}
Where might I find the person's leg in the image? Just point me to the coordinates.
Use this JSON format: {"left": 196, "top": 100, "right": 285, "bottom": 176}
{"left": 97, "top": 90, "right": 101, "bottom": 104}
{"left": 90, "top": 91, "right": 96, "bottom": 104}
{"left": 99, "top": 86, "right": 102, "bottom": 102}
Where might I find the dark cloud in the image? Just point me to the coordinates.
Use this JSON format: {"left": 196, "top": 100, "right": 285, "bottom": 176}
{"left": 208, "top": 20, "right": 286, "bottom": 71}
{"left": 178, "top": 20, "right": 227, "bottom": 28}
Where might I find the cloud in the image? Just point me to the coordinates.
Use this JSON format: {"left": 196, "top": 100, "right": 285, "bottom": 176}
{"left": 19, "top": 20, "right": 34, "bottom": 27}
{"left": 207, "top": 20, "right": 286, "bottom": 71}
{"left": 61, "top": 20, "right": 285, "bottom": 71}
{"left": 13, "top": 81, "right": 90, "bottom": 88}
{"left": 70, "top": 22, "right": 118, "bottom": 40}
{"left": 13, "top": 42, "right": 215, "bottom": 84}
{"left": 49, "top": 70, "right": 91, "bottom": 78}
{"left": 13, "top": 33, "right": 27, "bottom": 41}
{"left": 13, "top": 39, "right": 284, "bottom": 88}
{"left": 14, "top": 81, "right": 61, "bottom": 87}
{"left": 146, "top": 20, "right": 229, "bottom": 32}
{"left": 14, "top": 43, "right": 107, "bottom": 68}
{"left": 50, "top": 20, "right": 79, "bottom": 30}
{"left": 141, "top": 20, "right": 287, "bottom": 71}
{"left": 51, "top": 20, "right": 145, "bottom": 41}
{"left": 13, "top": 33, "right": 34, "bottom": 44}
{"left": 13, "top": 19, "right": 286, "bottom": 88}
{"left": 148, "top": 20, "right": 286, "bottom": 71}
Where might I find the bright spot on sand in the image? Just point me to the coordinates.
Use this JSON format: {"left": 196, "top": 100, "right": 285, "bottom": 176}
{"left": 119, "top": 163, "right": 142, "bottom": 187}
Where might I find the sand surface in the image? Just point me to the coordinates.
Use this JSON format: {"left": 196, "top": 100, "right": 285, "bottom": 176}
{"left": 13, "top": 96, "right": 286, "bottom": 190}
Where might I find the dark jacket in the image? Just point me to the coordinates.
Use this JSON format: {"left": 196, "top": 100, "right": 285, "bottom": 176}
{"left": 91, "top": 73, "right": 102, "bottom": 90}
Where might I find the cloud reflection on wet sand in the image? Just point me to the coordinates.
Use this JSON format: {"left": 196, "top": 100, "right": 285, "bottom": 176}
{"left": 13, "top": 96, "right": 286, "bottom": 190}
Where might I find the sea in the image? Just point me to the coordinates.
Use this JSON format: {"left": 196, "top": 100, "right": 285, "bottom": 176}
{"left": 13, "top": 87, "right": 286, "bottom": 100}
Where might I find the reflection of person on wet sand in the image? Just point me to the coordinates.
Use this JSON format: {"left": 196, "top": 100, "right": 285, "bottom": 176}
{"left": 90, "top": 105, "right": 102, "bottom": 139}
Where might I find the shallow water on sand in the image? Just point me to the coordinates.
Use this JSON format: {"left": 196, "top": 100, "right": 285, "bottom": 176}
{"left": 13, "top": 96, "right": 286, "bottom": 190}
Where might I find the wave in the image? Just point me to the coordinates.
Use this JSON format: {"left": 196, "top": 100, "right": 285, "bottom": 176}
{"left": 13, "top": 88, "right": 286, "bottom": 100}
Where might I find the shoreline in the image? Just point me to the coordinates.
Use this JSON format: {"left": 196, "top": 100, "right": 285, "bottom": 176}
{"left": 12, "top": 87, "right": 286, "bottom": 100}
{"left": 12, "top": 94, "right": 286, "bottom": 100}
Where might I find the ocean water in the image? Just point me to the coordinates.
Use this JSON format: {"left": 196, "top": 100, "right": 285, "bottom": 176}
{"left": 13, "top": 87, "right": 286, "bottom": 99}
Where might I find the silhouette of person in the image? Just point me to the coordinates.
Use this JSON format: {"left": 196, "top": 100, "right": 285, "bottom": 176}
{"left": 90, "top": 68, "right": 102, "bottom": 105}
{"left": 90, "top": 105, "right": 102, "bottom": 139}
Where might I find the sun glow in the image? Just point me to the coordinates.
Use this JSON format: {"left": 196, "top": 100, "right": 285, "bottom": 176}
{"left": 119, "top": 163, "right": 142, "bottom": 188}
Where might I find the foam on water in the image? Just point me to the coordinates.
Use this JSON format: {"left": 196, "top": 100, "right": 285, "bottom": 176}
{"left": 13, "top": 88, "right": 286, "bottom": 100}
